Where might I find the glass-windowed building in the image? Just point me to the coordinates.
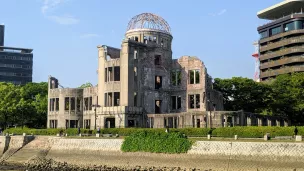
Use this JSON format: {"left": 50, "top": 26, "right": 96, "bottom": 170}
{"left": 0, "top": 25, "right": 33, "bottom": 85}
{"left": 257, "top": 0, "right": 304, "bottom": 81}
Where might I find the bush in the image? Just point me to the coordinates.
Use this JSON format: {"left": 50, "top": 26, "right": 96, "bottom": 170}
{"left": 211, "top": 126, "right": 303, "bottom": 138}
{"left": 121, "top": 130, "right": 192, "bottom": 153}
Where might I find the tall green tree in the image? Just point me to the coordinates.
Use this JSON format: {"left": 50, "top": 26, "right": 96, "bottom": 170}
{"left": 213, "top": 77, "right": 273, "bottom": 113}
{"left": 79, "top": 82, "right": 93, "bottom": 88}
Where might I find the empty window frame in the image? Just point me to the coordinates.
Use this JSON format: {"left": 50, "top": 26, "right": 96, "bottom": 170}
{"left": 105, "top": 93, "right": 113, "bottom": 107}
{"left": 134, "top": 50, "right": 138, "bottom": 59}
{"left": 135, "top": 37, "right": 138, "bottom": 42}
{"left": 189, "top": 94, "right": 200, "bottom": 109}
{"left": 155, "top": 100, "right": 162, "bottom": 114}
{"left": 134, "top": 67, "right": 137, "bottom": 81}
{"left": 144, "top": 36, "right": 148, "bottom": 44}
{"left": 77, "top": 98, "right": 81, "bottom": 112}
{"left": 134, "top": 92, "right": 137, "bottom": 107}
{"left": 55, "top": 98, "right": 59, "bottom": 111}
{"left": 154, "top": 55, "right": 161, "bottom": 65}
{"left": 171, "top": 96, "right": 181, "bottom": 110}
{"left": 114, "top": 92, "right": 120, "bottom": 106}
{"left": 50, "top": 98, "right": 55, "bottom": 111}
{"left": 171, "top": 70, "right": 181, "bottom": 86}
{"left": 153, "top": 36, "right": 157, "bottom": 42}
{"left": 64, "top": 97, "right": 70, "bottom": 111}
{"left": 89, "top": 97, "right": 92, "bottom": 110}
{"left": 71, "top": 97, "right": 75, "bottom": 111}
{"left": 114, "top": 66, "right": 120, "bottom": 81}
{"left": 189, "top": 70, "right": 200, "bottom": 84}
{"left": 84, "top": 97, "right": 89, "bottom": 111}
{"left": 155, "top": 76, "right": 162, "bottom": 89}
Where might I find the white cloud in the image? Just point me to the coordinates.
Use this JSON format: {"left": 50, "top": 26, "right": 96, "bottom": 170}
{"left": 48, "top": 15, "right": 79, "bottom": 25}
{"left": 41, "top": 0, "right": 67, "bottom": 14}
{"left": 80, "top": 34, "right": 100, "bottom": 38}
{"left": 41, "top": 0, "right": 78, "bottom": 25}
{"left": 208, "top": 9, "right": 227, "bottom": 17}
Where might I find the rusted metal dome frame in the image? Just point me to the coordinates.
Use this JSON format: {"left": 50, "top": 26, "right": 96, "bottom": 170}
{"left": 127, "top": 13, "right": 171, "bottom": 34}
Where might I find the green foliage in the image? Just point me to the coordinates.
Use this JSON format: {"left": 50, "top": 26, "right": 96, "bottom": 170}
{"left": 79, "top": 82, "right": 93, "bottom": 88}
{"left": 212, "top": 126, "right": 304, "bottom": 138}
{"left": 214, "top": 73, "right": 304, "bottom": 124}
{"left": 121, "top": 130, "right": 192, "bottom": 153}
{"left": 0, "top": 82, "right": 48, "bottom": 129}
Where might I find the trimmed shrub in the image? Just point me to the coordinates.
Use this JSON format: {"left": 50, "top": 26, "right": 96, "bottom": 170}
{"left": 211, "top": 126, "right": 302, "bottom": 138}
{"left": 121, "top": 130, "right": 192, "bottom": 153}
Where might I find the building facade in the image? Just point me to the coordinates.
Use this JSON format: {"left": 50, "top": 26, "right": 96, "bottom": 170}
{"left": 257, "top": 0, "right": 304, "bottom": 81}
{"left": 48, "top": 13, "right": 289, "bottom": 129}
{"left": 0, "top": 25, "right": 33, "bottom": 85}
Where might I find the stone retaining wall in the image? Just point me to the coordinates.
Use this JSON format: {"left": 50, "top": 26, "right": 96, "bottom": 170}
{"left": 48, "top": 139, "right": 123, "bottom": 155}
{"left": 188, "top": 141, "right": 304, "bottom": 162}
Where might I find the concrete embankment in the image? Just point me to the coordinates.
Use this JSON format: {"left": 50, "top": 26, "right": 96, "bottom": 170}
{"left": 188, "top": 141, "right": 304, "bottom": 162}
{"left": 1, "top": 136, "right": 304, "bottom": 170}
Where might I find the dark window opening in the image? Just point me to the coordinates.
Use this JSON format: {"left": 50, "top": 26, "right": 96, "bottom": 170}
{"left": 105, "top": 118, "right": 115, "bottom": 128}
{"left": 84, "top": 97, "right": 88, "bottom": 111}
{"left": 135, "top": 37, "right": 138, "bottom": 42}
{"left": 77, "top": 98, "right": 81, "bottom": 112}
{"left": 71, "top": 97, "right": 75, "bottom": 110}
{"left": 189, "top": 94, "right": 200, "bottom": 109}
{"left": 189, "top": 70, "right": 200, "bottom": 84}
{"left": 155, "top": 100, "right": 161, "bottom": 114}
{"left": 105, "top": 68, "right": 107, "bottom": 82}
{"left": 106, "top": 55, "right": 111, "bottom": 61}
{"left": 171, "top": 96, "right": 182, "bottom": 110}
{"left": 65, "top": 97, "right": 69, "bottom": 111}
{"left": 69, "top": 120, "right": 78, "bottom": 128}
{"left": 89, "top": 97, "right": 92, "bottom": 110}
{"left": 161, "top": 39, "right": 164, "bottom": 47}
{"left": 104, "top": 93, "right": 107, "bottom": 107}
{"left": 171, "top": 70, "right": 181, "bottom": 86}
{"left": 155, "top": 76, "right": 162, "bottom": 89}
{"left": 128, "top": 120, "right": 135, "bottom": 127}
{"left": 114, "top": 92, "right": 120, "bottom": 106}
{"left": 155, "top": 55, "right": 161, "bottom": 65}
{"left": 84, "top": 119, "right": 90, "bottom": 129}
{"left": 197, "top": 119, "right": 200, "bottom": 128}
{"left": 55, "top": 98, "right": 59, "bottom": 111}
{"left": 134, "top": 67, "right": 137, "bottom": 81}
{"left": 196, "top": 94, "right": 200, "bottom": 108}
{"left": 134, "top": 92, "right": 137, "bottom": 107}
{"left": 148, "top": 36, "right": 152, "bottom": 41}
{"left": 114, "top": 66, "right": 120, "bottom": 81}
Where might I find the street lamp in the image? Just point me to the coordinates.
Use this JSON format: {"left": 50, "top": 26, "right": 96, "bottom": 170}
{"left": 92, "top": 104, "right": 101, "bottom": 130}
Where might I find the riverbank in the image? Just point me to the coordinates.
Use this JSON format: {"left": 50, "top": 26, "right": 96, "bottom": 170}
{"left": 1, "top": 136, "right": 304, "bottom": 170}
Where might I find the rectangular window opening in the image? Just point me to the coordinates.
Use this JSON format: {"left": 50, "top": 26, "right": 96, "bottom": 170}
{"left": 171, "top": 96, "right": 177, "bottom": 110}
{"left": 155, "top": 76, "right": 162, "bottom": 89}
{"left": 155, "top": 100, "right": 161, "bottom": 114}
{"left": 114, "top": 92, "right": 120, "bottom": 106}
{"left": 77, "top": 98, "right": 81, "bottom": 112}
{"left": 134, "top": 50, "right": 138, "bottom": 59}
{"left": 114, "top": 66, "right": 120, "bottom": 81}
{"left": 89, "top": 97, "right": 92, "bottom": 110}
{"left": 154, "top": 55, "right": 161, "bottom": 65}
{"left": 105, "top": 68, "right": 107, "bottom": 82}
{"left": 55, "top": 98, "right": 59, "bottom": 111}
{"left": 71, "top": 97, "right": 75, "bottom": 111}
{"left": 64, "top": 97, "right": 69, "bottom": 111}
{"left": 134, "top": 92, "right": 137, "bottom": 107}
{"left": 84, "top": 97, "right": 88, "bottom": 111}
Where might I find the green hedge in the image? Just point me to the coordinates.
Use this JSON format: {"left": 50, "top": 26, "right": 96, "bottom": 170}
{"left": 3, "top": 127, "right": 303, "bottom": 138}
{"left": 212, "top": 126, "right": 304, "bottom": 138}
{"left": 121, "top": 130, "right": 192, "bottom": 153}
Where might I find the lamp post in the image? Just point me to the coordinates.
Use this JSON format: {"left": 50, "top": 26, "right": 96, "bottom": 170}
{"left": 92, "top": 104, "right": 101, "bottom": 130}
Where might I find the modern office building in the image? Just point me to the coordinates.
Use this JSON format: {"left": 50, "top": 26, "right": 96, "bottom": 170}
{"left": 257, "top": 0, "right": 304, "bottom": 81}
{"left": 47, "top": 13, "right": 289, "bottom": 129}
{"left": 0, "top": 25, "right": 33, "bottom": 85}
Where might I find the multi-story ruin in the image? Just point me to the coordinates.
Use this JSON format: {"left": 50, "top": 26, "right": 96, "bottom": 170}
{"left": 48, "top": 13, "right": 289, "bottom": 129}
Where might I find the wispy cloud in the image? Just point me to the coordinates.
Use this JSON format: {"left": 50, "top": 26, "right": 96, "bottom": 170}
{"left": 48, "top": 15, "right": 79, "bottom": 25}
{"left": 208, "top": 9, "right": 227, "bottom": 17}
{"left": 80, "top": 34, "right": 100, "bottom": 39}
{"left": 41, "top": 0, "right": 78, "bottom": 25}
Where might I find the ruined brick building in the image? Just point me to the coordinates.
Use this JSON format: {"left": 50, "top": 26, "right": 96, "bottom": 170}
{"left": 48, "top": 13, "right": 289, "bottom": 129}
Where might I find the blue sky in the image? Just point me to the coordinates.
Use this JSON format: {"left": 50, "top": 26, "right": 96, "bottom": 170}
{"left": 0, "top": 0, "right": 281, "bottom": 87}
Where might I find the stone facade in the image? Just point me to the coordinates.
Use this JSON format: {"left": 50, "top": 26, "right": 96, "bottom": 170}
{"left": 47, "top": 13, "right": 288, "bottom": 129}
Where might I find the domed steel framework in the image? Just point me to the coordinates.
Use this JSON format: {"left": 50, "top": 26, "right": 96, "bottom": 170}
{"left": 126, "top": 13, "right": 171, "bottom": 34}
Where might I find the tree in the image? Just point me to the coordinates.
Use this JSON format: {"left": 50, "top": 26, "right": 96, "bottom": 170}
{"left": 270, "top": 73, "right": 304, "bottom": 124}
{"left": 213, "top": 77, "right": 273, "bottom": 113}
{"left": 79, "top": 82, "right": 93, "bottom": 88}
